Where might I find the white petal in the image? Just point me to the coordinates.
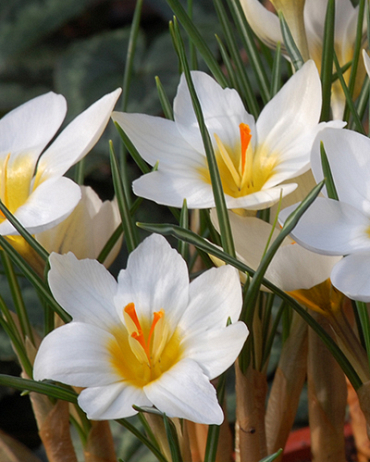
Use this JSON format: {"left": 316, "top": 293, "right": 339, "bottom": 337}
{"left": 180, "top": 265, "right": 242, "bottom": 336}
{"left": 239, "top": 0, "right": 283, "bottom": 50}
{"left": 183, "top": 322, "right": 248, "bottom": 379}
{"left": 133, "top": 170, "right": 216, "bottom": 209}
{"left": 0, "top": 92, "right": 66, "bottom": 159}
{"left": 174, "top": 71, "right": 255, "bottom": 154}
{"left": 36, "top": 186, "right": 121, "bottom": 266}
{"left": 331, "top": 252, "right": 370, "bottom": 302}
{"left": 116, "top": 234, "right": 189, "bottom": 327}
{"left": 48, "top": 252, "right": 120, "bottom": 329}
{"left": 78, "top": 383, "right": 151, "bottom": 420}
{"left": 311, "top": 127, "right": 370, "bottom": 216}
{"left": 112, "top": 112, "right": 204, "bottom": 169}
{"left": 33, "top": 322, "right": 117, "bottom": 387}
{"left": 36, "top": 89, "right": 121, "bottom": 182}
{"left": 144, "top": 358, "right": 224, "bottom": 424}
{"left": 280, "top": 198, "right": 370, "bottom": 255}
{"left": 267, "top": 242, "right": 342, "bottom": 291}
{"left": 256, "top": 61, "right": 321, "bottom": 167}
{"left": 0, "top": 177, "right": 81, "bottom": 235}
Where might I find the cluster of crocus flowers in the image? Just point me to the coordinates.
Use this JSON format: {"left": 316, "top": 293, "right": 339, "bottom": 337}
{"left": 280, "top": 125, "right": 370, "bottom": 303}
{"left": 0, "top": 88, "right": 121, "bottom": 257}
{"left": 113, "top": 60, "right": 329, "bottom": 211}
{"left": 240, "top": 0, "right": 365, "bottom": 119}
{"left": 33, "top": 234, "right": 248, "bottom": 423}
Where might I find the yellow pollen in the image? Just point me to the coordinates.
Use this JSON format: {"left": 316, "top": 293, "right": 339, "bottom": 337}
{"left": 198, "top": 122, "right": 278, "bottom": 200}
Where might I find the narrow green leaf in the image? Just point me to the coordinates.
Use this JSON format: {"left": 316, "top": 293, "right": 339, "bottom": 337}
{"left": 155, "top": 76, "right": 174, "bottom": 120}
{"left": 0, "top": 375, "right": 78, "bottom": 403}
{"left": 109, "top": 140, "right": 139, "bottom": 253}
{"left": 225, "top": 0, "right": 271, "bottom": 104}
{"left": 278, "top": 12, "right": 304, "bottom": 71}
{"left": 355, "top": 73, "right": 370, "bottom": 125}
{"left": 343, "top": 0, "right": 365, "bottom": 122}
{"left": 171, "top": 18, "right": 235, "bottom": 258}
{"left": 187, "top": 0, "right": 198, "bottom": 70}
{"left": 320, "top": 141, "right": 338, "bottom": 200}
{"left": 114, "top": 122, "right": 151, "bottom": 174}
{"left": 333, "top": 52, "right": 364, "bottom": 133}
{"left": 0, "top": 251, "right": 34, "bottom": 344}
{"left": 163, "top": 414, "right": 183, "bottom": 462}
{"left": 259, "top": 449, "right": 283, "bottom": 462}
{"left": 165, "top": 0, "right": 228, "bottom": 87}
{"left": 320, "top": 0, "right": 335, "bottom": 122}
{"left": 116, "top": 418, "right": 168, "bottom": 462}
{"left": 74, "top": 157, "right": 85, "bottom": 185}
{"left": 97, "top": 225, "right": 123, "bottom": 265}
{"left": 215, "top": 35, "right": 239, "bottom": 90}
{"left": 356, "top": 301, "right": 370, "bottom": 372}
{"left": 213, "top": 0, "right": 259, "bottom": 117}
{"left": 122, "top": 0, "right": 143, "bottom": 111}
{"left": 0, "top": 236, "right": 70, "bottom": 323}
{"left": 178, "top": 200, "right": 189, "bottom": 260}
{"left": 270, "top": 42, "right": 282, "bottom": 97}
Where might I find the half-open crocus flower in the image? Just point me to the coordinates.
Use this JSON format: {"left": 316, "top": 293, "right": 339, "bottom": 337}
{"left": 0, "top": 88, "right": 121, "bottom": 255}
{"left": 113, "top": 61, "right": 326, "bottom": 211}
{"left": 36, "top": 186, "right": 122, "bottom": 268}
{"left": 279, "top": 127, "right": 370, "bottom": 302}
{"left": 240, "top": 0, "right": 365, "bottom": 119}
{"left": 210, "top": 210, "right": 341, "bottom": 315}
{"left": 33, "top": 234, "right": 247, "bottom": 423}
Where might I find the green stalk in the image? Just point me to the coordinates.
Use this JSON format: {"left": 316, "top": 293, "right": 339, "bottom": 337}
{"left": 225, "top": 0, "right": 271, "bottom": 103}
{"left": 178, "top": 200, "right": 189, "bottom": 260}
{"left": 320, "top": 141, "right": 338, "bottom": 200}
{"left": 109, "top": 140, "right": 139, "bottom": 253}
{"left": 171, "top": 18, "right": 235, "bottom": 258}
{"left": 320, "top": 0, "right": 335, "bottom": 122}
{"left": 356, "top": 301, "right": 370, "bottom": 372}
{"left": 270, "top": 42, "right": 282, "bottom": 97}
{"left": 0, "top": 251, "right": 34, "bottom": 344}
{"left": 278, "top": 12, "right": 304, "bottom": 71}
{"left": 155, "top": 76, "right": 174, "bottom": 120}
{"left": 213, "top": 0, "right": 259, "bottom": 117}
{"left": 165, "top": 0, "right": 228, "bottom": 87}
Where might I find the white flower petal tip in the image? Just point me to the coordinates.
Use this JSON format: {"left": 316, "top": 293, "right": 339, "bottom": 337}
{"left": 0, "top": 89, "right": 121, "bottom": 246}
{"left": 34, "top": 234, "right": 247, "bottom": 423}
{"left": 115, "top": 66, "right": 323, "bottom": 210}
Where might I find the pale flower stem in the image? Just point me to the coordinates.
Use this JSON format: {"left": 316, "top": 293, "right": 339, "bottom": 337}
{"left": 235, "top": 361, "right": 267, "bottom": 462}
{"left": 307, "top": 312, "right": 347, "bottom": 462}
{"left": 346, "top": 378, "right": 370, "bottom": 462}
{"left": 265, "top": 312, "right": 308, "bottom": 457}
{"left": 83, "top": 421, "right": 117, "bottom": 462}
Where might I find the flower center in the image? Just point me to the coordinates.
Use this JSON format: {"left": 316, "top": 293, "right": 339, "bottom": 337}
{"left": 107, "top": 302, "right": 183, "bottom": 387}
{"left": 199, "top": 123, "right": 278, "bottom": 199}
{"left": 0, "top": 152, "right": 36, "bottom": 220}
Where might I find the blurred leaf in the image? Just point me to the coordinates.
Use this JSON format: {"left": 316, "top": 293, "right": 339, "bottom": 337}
{"left": 0, "top": 0, "right": 97, "bottom": 65}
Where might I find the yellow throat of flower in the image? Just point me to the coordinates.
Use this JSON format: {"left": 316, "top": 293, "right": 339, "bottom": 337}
{"left": 199, "top": 123, "right": 278, "bottom": 200}
{"left": 108, "top": 302, "right": 183, "bottom": 387}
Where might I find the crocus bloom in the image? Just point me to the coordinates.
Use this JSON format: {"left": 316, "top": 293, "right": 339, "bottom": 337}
{"left": 279, "top": 127, "right": 370, "bottom": 302}
{"left": 33, "top": 234, "right": 247, "bottom": 423}
{"left": 112, "top": 61, "right": 324, "bottom": 211}
{"left": 210, "top": 210, "right": 341, "bottom": 314}
{"left": 0, "top": 88, "right": 121, "bottom": 253}
{"left": 36, "top": 186, "right": 122, "bottom": 268}
{"left": 240, "top": 0, "right": 365, "bottom": 119}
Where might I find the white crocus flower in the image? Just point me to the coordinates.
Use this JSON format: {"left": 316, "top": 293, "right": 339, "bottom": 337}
{"left": 36, "top": 186, "right": 122, "bottom": 268}
{"left": 240, "top": 0, "right": 365, "bottom": 120}
{"left": 33, "top": 234, "right": 248, "bottom": 423}
{"left": 210, "top": 210, "right": 340, "bottom": 294}
{"left": 0, "top": 88, "right": 121, "bottom": 240}
{"left": 112, "top": 61, "right": 326, "bottom": 211}
{"left": 279, "top": 126, "right": 370, "bottom": 302}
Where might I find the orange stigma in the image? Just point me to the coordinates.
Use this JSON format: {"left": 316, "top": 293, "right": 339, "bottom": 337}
{"left": 239, "top": 123, "right": 252, "bottom": 175}
{"left": 124, "top": 302, "right": 164, "bottom": 365}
